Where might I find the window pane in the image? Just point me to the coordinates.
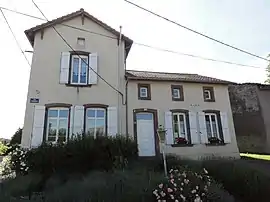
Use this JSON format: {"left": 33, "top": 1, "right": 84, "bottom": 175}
{"left": 96, "top": 110, "right": 105, "bottom": 118}
{"left": 48, "top": 136, "right": 56, "bottom": 142}
{"left": 205, "top": 115, "right": 212, "bottom": 138}
{"left": 140, "top": 88, "right": 147, "bottom": 97}
{"left": 80, "top": 58, "right": 88, "bottom": 84}
{"left": 48, "top": 119, "right": 57, "bottom": 128}
{"left": 173, "top": 89, "right": 179, "bottom": 98}
{"left": 211, "top": 115, "right": 218, "bottom": 138}
{"left": 173, "top": 123, "right": 179, "bottom": 137}
{"left": 59, "top": 110, "right": 69, "bottom": 118}
{"left": 87, "top": 109, "right": 95, "bottom": 118}
{"left": 96, "top": 119, "right": 105, "bottom": 135}
{"left": 86, "top": 119, "right": 95, "bottom": 135}
{"left": 173, "top": 114, "right": 178, "bottom": 123}
{"left": 59, "top": 119, "right": 68, "bottom": 129}
{"left": 48, "top": 110, "right": 58, "bottom": 117}
{"left": 72, "top": 58, "right": 79, "bottom": 83}
{"left": 136, "top": 113, "right": 153, "bottom": 120}
{"left": 180, "top": 121, "right": 186, "bottom": 136}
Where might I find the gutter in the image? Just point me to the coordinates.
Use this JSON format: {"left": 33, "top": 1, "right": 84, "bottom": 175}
{"left": 125, "top": 77, "right": 129, "bottom": 137}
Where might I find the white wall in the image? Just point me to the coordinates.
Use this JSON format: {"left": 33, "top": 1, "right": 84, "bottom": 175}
{"left": 127, "top": 80, "right": 240, "bottom": 159}
{"left": 22, "top": 16, "right": 126, "bottom": 147}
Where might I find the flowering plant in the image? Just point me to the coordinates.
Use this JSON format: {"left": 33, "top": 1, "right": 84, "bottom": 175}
{"left": 175, "top": 137, "right": 188, "bottom": 145}
{"left": 153, "top": 167, "right": 211, "bottom": 201}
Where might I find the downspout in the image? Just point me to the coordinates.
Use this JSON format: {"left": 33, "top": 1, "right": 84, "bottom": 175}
{"left": 125, "top": 77, "right": 129, "bottom": 137}
{"left": 117, "top": 26, "right": 123, "bottom": 135}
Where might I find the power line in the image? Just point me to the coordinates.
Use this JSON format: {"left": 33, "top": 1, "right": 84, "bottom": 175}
{"left": 0, "top": 8, "right": 31, "bottom": 67}
{"left": 0, "top": 6, "right": 117, "bottom": 40}
{"left": 134, "top": 42, "right": 262, "bottom": 69}
{"left": 124, "top": 0, "right": 270, "bottom": 62}
{"left": 0, "top": 6, "right": 264, "bottom": 69}
{"left": 31, "top": 0, "right": 123, "bottom": 97}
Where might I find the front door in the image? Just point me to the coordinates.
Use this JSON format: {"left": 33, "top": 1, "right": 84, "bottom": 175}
{"left": 136, "top": 113, "right": 156, "bottom": 156}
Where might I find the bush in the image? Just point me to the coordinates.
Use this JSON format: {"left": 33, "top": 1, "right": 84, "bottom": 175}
{"left": 152, "top": 167, "right": 211, "bottom": 201}
{"left": 0, "top": 141, "right": 8, "bottom": 155}
{"left": 23, "top": 135, "right": 137, "bottom": 177}
{"left": 10, "top": 128, "right": 22, "bottom": 145}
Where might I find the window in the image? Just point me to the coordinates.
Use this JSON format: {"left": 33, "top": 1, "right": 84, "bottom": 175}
{"left": 71, "top": 55, "right": 88, "bottom": 85}
{"left": 85, "top": 108, "right": 106, "bottom": 137}
{"left": 171, "top": 85, "right": 184, "bottom": 101}
{"left": 46, "top": 108, "right": 69, "bottom": 143}
{"left": 172, "top": 113, "right": 188, "bottom": 143}
{"left": 205, "top": 113, "right": 219, "bottom": 138}
{"left": 77, "top": 37, "right": 85, "bottom": 47}
{"left": 138, "top": 84, "right": 151, "bottom": 100}
{"left": 203, "top": 87, "right": 215, "bottom": 102}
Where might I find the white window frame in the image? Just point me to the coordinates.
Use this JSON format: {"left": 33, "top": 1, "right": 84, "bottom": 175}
{"left": 172, "top": 88, "right": 180, "bottom": 99}
{"left": 205, "top": 113, "right": 219, "bottom": 138}
{"left": 204, "top": 89, "right": 212, "bottom": 100}
{"left": 172, "top": 112, "right": 188, "bottom": 142}
{"left": 46, "top": 108, "right": 69, "bottom": 143}
{"left": 85, "top": 108, "right": 106, "bottom": 138}
{"left": 140, "top": 87, "right": 148, "bottom": 98}
{"left": 71, "top": 55, "right": 88, "bottom": 85}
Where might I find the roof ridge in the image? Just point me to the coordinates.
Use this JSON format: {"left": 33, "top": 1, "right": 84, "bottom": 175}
{"left": 126, "top": 69, "right": 198, "bottom": 75}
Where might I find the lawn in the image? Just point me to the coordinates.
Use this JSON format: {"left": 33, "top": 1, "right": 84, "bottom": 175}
{"left": 240, "top": 153, "right": 270, "bottom": 160}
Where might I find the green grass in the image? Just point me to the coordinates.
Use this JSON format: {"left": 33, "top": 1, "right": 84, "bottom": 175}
{"left": 240, "top": 153, "right": 270, "bottom": 160}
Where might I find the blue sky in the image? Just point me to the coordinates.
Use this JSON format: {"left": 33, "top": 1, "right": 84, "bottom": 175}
{"left": 0, "top": 0, "right": 269, "bottom": 138}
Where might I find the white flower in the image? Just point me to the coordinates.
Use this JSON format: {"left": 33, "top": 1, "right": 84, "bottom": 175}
{"left": 203, "top": 168, "right": 208, "bottom": 174}
{"left": 169, "top": 169, "right": 174, "bottom": 173}
{"left": 182, "top": 172, "right": 187, "bottom": 178}
{"left": 180, "top": 187, "right": 183, "bottom": 191}
{"left": 170, "top": 178, "right": 174, "bottom": 183}
{"left": 160, "top": 191, "right": 166, "bottom": 197}
{"left": 173, "top": 183, "right": 177, "bottom": 187}
{"left": 202, "top": 193, "right": 205, "bottom": 196}
{"left": 191, "top": 189, "right": 196, "bottom": 194}
{"left": 159, "top": 183, "right": 163, "bottom": 189}
{"left": 175, "top": 200, "right": 179, "bottom": 202}
{"left": 196, "top": 186, "right": 199, "bottom": 190}
{"left": 167, "top": 188, "right": 173, "bottom": 193}
{"left": 170, "top": 194, "right": 174, "bottom": 199}
{"left": 184, "top": 179, "right": 189, "bottom": 184}
{"left": 194, "top": 196, "right": 202, "bottom": 202}
{"left": 180, "top": 194, "right": 186, "bottom": 201}
{"left": 181, "top": 183, "right": 184, "bottom": 186}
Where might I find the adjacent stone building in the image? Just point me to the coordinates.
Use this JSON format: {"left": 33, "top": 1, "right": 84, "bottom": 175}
{"left": 229, "top": 83, "right": 270, "bottom": 153}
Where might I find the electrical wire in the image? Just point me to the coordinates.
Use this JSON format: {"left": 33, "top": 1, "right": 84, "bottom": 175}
{"left": 31, "top": 0, "right": 123, "bottom": 96}
{"left": 0, "top": 6, "right": 264, "bottom": 69}
{"left": 0, "top": 8, "right": 31, "bottom": 67}
{"left": 124, "top": 0, "right": 270, "bottom": 62}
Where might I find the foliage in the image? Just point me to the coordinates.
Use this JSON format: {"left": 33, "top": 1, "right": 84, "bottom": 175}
{"left": 10, "top": 128, "right": 22, "bottom": 145}
{"left": 0, "top": 166, "right": 233, "bottom": 202}
{"left": 152, "top": 167, "right": 211, "bottom": 201}
{"left": 0, "top": 141, "right": 9, "bottom": 155}
{"left": 14, "top": 135, "right": 137, "bottom": 177}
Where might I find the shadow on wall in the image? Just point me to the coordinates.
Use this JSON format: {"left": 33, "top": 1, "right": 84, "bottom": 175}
{"left": 229, "top": 84, "right": 267, "bottom": 153}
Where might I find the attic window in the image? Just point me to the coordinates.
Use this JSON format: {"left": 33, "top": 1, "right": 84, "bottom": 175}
{"left": 77, "top": 38, "right": 85, "bottom": 47}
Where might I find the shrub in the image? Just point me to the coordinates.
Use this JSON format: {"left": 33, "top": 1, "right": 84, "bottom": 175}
{"left": 10, "top": 128, "right": 22, "bottom": 145}
{"left": 24, "top": 135, "right": 137, "bottom": 177}
{"left": 152, "top": 167, "right": 211, "bottom": 202}
{"left": 0, "top": 141, "right": 8, "bottom": 155}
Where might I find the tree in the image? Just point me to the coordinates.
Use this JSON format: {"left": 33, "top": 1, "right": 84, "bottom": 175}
{"left": 266, "top": 54, "right": 270, "bottom": 83}
{"left": 10, "top": 128, "right": 22, "bottom": 145}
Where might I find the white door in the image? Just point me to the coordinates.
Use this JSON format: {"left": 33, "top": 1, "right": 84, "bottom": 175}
{"left": 136, "top": 113, "right": 156, "bottom": 156}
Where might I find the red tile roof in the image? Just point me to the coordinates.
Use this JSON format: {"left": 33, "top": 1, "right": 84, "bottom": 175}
{"left": 126, "top": 70, "right": 232, "bottom": 85}
{"left": 24, "top": 8, "right": 133, "bottom": 53}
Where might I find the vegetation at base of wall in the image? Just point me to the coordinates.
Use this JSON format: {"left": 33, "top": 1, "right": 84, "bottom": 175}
{"left": 158, "top": 156, "right": 270, "bottom": 202}
{"left": 0, "top": 166, "right": 235, "bottom": 202}
{"left": 11, "top": 135, "right": 138, "bottom": 177}
{"left": 10, "top": 128, "right": 22, "bottom": 145}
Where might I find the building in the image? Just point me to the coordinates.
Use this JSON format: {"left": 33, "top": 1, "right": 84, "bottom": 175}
{"left": 229, "top": 83, "right": 270, "bottom": 154}
{"left": 22, "top": 9, "right": 240, "bottom": 159}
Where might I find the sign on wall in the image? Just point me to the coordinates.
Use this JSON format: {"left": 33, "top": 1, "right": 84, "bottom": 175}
{"left": 30, "top": 98, "right": 40, "bottom": 103}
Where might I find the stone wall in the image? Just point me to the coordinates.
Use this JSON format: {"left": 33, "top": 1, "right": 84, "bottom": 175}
{"left": 228, "top": 84, "right": 267, "bottom": 153}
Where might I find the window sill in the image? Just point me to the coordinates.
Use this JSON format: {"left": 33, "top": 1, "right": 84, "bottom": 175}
{"left": 171, "top": 144, "right": 193, "bottom": 147}
{"left": 65, "top": 84, "right": 92, "bottom": 88}
{"left": 172, "top": 99, "right": 184, "bottom": 101}
{"left": 204, "top": 99, "right": 215, "bottom": 102}
{"left": 205, "top": 142, "right": 226, "bottom": 146}
{"left": 138, "top": 97, "right": 151, "bottom": 100}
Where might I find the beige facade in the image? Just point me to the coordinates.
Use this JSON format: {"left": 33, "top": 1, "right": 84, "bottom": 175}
{"left": 127, "top": 80, "right": 240, "bottom": 159}
{"left": 22, "top": 9, "right": 239, "bottom": 160}
{"left": 22, "top": 15, "right": 127, "bottom": 147}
